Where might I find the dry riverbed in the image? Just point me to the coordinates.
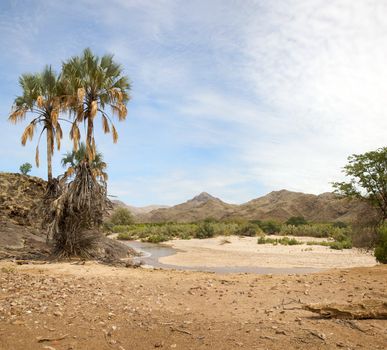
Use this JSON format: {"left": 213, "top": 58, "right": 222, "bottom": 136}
{"left": 160, "top": 236, "right": 377, "bottom": 269}
{"left": 0, "top": 261, "right": 386, "bottom": 350}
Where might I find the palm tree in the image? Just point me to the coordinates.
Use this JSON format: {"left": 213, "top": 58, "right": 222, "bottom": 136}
{"left": 8, "top": 66, "right": 66, "bottom": 181}
{"left": 61, "top": 142, "right": 108, "bottom": 181}
{"left": 45, "top": 49, "right": 131, "bottom": 258}
{"left": 61, "top": 48, "right": 131, "bottom": 162}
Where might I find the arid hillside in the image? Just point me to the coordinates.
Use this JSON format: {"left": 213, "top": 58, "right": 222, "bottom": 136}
{"left": 138, "top": 192, "right": 238, "bottom": 222}
{"left": 111, "top": 199, "right": 169, "bottom": 215}
{"left": 0, "top": 172, "right": 46, "bottom": 227}
{"left": 141, "top": 189, "right": 372, "bottom": 223}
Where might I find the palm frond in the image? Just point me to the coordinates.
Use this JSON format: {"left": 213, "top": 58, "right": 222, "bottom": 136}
{"left": 102, "top": 115, "right": 110, "bottom": 133}
{"left": 112, "top": 124, "right": 118, "bottom": 143}
{"left": 37, "top": 95, "right": 44, "bottom": 108}
{"left": 21, "top": 123, "right": 35, "bottom": 145}
{"left": 56, "top": 123, "right": 63, "bottom": 150}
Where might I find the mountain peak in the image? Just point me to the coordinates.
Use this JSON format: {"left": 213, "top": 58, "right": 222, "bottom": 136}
{"left": 191, "top": 192, "right": 218, "bottom": 203}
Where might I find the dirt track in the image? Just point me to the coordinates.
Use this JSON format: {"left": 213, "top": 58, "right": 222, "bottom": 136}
{"left": 0, "top": 262, "right": 386, "bottom": 350}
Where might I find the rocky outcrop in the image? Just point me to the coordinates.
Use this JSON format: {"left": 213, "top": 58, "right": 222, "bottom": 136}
{"left": 0, "top": 173, "right": 133, "bottom": 260}
{"left": 0, "top": 173, "right": 46, "bottom": 227}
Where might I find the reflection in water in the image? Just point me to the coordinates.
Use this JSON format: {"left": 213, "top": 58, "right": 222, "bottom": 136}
{"left": 124, "top": 240, "right": 320, "bottom": 275}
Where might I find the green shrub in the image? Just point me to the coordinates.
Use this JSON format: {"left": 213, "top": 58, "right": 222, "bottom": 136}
{"left": 329, "top": 240, "right": 352, "bottom": 250}
{"left": 111, "top": 225, "right": 131, "bottom": 233}
{"left": 332, "top": 221, "right": 348, "bottom": 228}
{"left": 195, "top": 221, "right": 215, "bottom": 239}
{"left": 259, "top": 221, "right": 281, "bottom": 234}
{"left": 257, "top": 236, "right": 301, "bottom": 245}
{"left": 145, "top": 234, "right": 169, "bottom": 243}
{"left": 286, "top": 216, "right": 307, "bottom": 226}
{"left": 279, "top": 237, "right": 301, "bottom": 245}
{"left": 117, "top": 232, "right": 134, "bottom": 240}
{"left": 280, "top": 223, "right": 350, "bottom": 238}
{"left": 306, "top": 239, "right": 352, "bottom": 250}
{"left": 375, "top": 225, "right": 387, "bottom": 263}
{"left": 257, "top": 236, "right": 277, "bottom": 244}
{"left": 19, "top": 162, "right": 32, "bottom": 175}
{"left": 110, "top": 207, "right": 134, "bottom": 225}
{"left": 236, "top": 223, "right": 261, "bottom": 237}
{"left": 331, "top": 230, "right": 349, "bottom": 243}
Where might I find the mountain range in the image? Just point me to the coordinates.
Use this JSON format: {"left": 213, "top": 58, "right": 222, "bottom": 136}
{"left": 118, "top": 190, "right": 371, "bottom": 223}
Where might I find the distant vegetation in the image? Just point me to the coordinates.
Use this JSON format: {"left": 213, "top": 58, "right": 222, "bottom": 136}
{"left": 109, "top": 207, "right": 134, "bottom": 226}
{"left": 285, "top": 216, "right": 307, "bottom": 226}
{"left": 105, "top": 216, "right": 354, "bottom": 250}
{"left": 19, "top": 162, "right": 32, "bottom": 175}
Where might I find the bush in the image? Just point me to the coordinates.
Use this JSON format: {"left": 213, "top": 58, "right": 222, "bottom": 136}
{"left": 280, "top": 223, "right": 350, "bottom": 238}
{"left": 332, "top": 221, "right": 348, "bottom": 229}
{"left": 258, "top": 236, "right": 275, "bottom": 244}
{"left": 375, "top": 225, "right": 387, "bottom": 263}
{"left": 258, "top": 221, "right": 281, "bottom": 234}
{"left": 329, "top": 240, "right": 352, "bottom": 250}
{"left": 110, "top": 207, "right": 134, "bottom": 225}
{"left": 280, "top": 237, "right": 302, "bottom": 245}
{"left": 195, "top": 221, "right": 215, "bottom": 239}
{"left": 145, "top": 234, "right": 169, "bottom": 243}
{"left": 306, "top": 239, "right": 352, "bottom": 250}
{"left": 236, "top": 223, "right": 261, "bottom": 237}
{"left": 19, "top": 162, "right": 32, "bottom": 175}
{"left": 117, "top": 232, "right": 134, "bottom": 240}
{"left": 331, "top": 230, "right": 350, "bottom": 243}
{"left": 111, "top": 225, "right": 131, "bottom": 233}
{"left": 257, "top": 236, "right": 301, "bottom": 245}
{"left": 286, "top": 216, "right": 307, "bottom": 226}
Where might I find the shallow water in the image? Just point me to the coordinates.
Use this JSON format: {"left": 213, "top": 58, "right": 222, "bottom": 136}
{"left": 124, "top": 240, "right": 321, "bottom": 274}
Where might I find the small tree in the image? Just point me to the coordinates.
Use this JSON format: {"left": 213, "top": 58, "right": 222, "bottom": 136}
{"left": 19, "top": 162, "right": 32, "bottom": 175}
{"left": 332, "top": 147, "right": 387, "bottom": 223}
{"left": 333, "top": 147, "right": 387, "bottom": 263}
{"left": 259, "top": 220, "right": 281, "bottom": 235}
{"left": 286, "top": 216, "right": 307, "bottom": 226}
{"left": 110, "top": 207, "right": 134, "bottom": 225}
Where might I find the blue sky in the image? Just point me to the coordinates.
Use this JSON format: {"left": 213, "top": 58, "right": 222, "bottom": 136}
{"left": 1, "top": 0, "right": 387, "bottom": 206}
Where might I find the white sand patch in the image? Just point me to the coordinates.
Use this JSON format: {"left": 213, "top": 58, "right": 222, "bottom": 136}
{"left": 160, "top": 235, "right": 377, "bottom": 269}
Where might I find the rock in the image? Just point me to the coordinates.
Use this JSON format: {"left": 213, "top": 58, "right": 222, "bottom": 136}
{"left": 304, "top": 300, "right": 387, "bottom": 319}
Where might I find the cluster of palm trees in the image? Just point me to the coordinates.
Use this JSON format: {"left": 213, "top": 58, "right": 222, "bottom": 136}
{"left": 8, "top": 48, "right": 131, "bottom": 258}
{"left": 9, "top": 48, "right": 131, "bottom": 182}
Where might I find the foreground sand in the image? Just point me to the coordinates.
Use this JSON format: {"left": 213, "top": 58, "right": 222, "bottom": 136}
{"left": 0, "top": 261, "right": 386, "bottom": 350}
{"left": 160, "top": 236, "right": 377, "bottom": 269}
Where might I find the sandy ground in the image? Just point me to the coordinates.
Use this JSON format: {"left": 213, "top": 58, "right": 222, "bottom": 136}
{"left": 0, "top": 261, "right": 386, "bottom": 350}
{"left": 159, "top": 236, "right": 377, "bottom": 269}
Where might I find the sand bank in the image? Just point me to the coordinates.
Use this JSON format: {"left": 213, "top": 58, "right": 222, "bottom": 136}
{"left": 160, "top": 235, "right": 377, "bottom": 269}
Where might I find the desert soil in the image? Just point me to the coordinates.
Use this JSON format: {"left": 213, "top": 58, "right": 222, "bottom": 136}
{"left": 0, "top": 261, "right": 386, "bottom": 350}
{"left": 160, "top": 236, "right": 377, "bottom": 269}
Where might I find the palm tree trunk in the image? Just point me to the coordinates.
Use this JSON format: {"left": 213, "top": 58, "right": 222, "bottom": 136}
{"left": 86, "top": 118, "right": 94, "bottom": 161}
{"left": 47, "top": 130, "right": 53, "bottom": 181}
